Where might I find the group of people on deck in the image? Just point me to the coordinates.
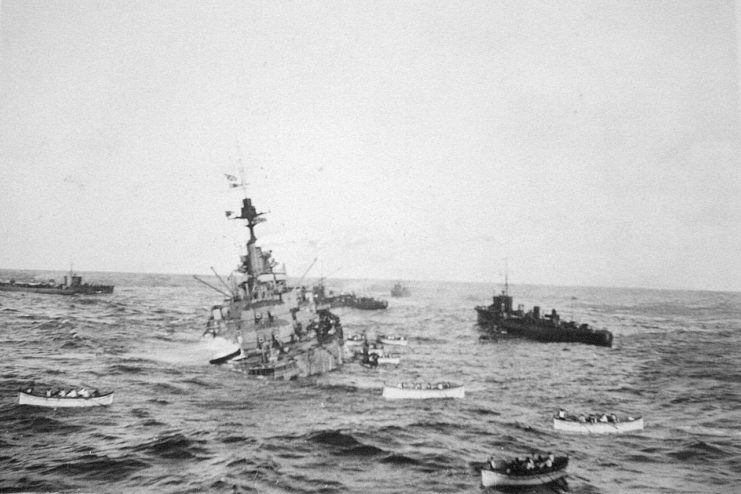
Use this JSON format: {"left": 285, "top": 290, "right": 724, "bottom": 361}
{"left": 399, "top": 382, "right": 450, "bottom": 390}
{"left": 490, "top": 453, "right": 555, "bottom": 475}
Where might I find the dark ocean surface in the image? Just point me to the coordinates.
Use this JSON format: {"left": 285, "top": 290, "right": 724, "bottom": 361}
{"left": 1, "top": 269, "right": 739, "bottom": 493}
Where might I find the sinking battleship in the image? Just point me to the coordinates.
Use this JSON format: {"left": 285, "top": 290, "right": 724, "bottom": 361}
{"left": 475, "top": 285, "right": 613, "bottom": 348}
{"left": 198, "top": 187, "right": 345, "bottom": 379}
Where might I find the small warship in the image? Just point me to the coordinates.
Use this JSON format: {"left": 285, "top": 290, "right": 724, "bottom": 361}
{"left": 312, "top": 284, "right": 388, "bottom": 310}
{"left": 390, "top": 282, "right": 410, "bottom": 297}
{"left": 199, "top": 184, "right": 344, "bottom": 379}
{"left": 310, "top": 282, "right": 350, "bottom": 309}
{"left": 347, "top": 295, "right": 388, "bottom": 310}
{"left": 0, "top": 270, "right": 114, "bottom": 295}
{"left": 475, "top": 283, "right": 613, "bottom": 348}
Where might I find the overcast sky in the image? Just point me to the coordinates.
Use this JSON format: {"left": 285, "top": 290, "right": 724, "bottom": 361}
{"left": 1, "top": 1, "right": 739, "bottom": 291}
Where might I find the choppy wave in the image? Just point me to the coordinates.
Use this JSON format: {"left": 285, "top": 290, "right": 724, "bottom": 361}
{"left": 0, "top": 272, "right": 739, "bottom": 492}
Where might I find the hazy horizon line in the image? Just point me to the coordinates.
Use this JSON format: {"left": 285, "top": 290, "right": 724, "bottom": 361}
{"left": 0, "top": 266, "right": 737, "bottom": 295}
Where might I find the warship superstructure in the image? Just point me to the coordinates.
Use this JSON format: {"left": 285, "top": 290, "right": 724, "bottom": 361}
{"left": 201, "top": 187, "right": 344, "bottom": 378}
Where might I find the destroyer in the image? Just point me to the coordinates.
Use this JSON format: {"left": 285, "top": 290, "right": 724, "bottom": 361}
{"left": 0, "top": 270, "right": 113, "bottom": 295}
{"left": 198, "top": 183, "right": 344, "bottom": 379}
{"left": 311, "top": 282, "right": 352, "bottom": 309}
{"left": 312, "top": 284, "right": 388, "bottom": 310}
{"left": 475, "top": 285, "right": 612, "bottom": 347}
{"left": 390, "top": 281, "right": 410, "bottom": 297}
{"left": 346, "top": 295, "right": 387, "bottom": 310}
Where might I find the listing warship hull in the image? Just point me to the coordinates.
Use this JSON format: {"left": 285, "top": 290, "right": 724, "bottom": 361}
{"left": 0, "top": 274, "right": 113, "bottom": 295}
{"left": 208, "top": 300, "right": 345, "bottom": 378}
{"left": 476, "top": 293, "right": 612, "bottom": 348}
{"left": 200, "top": 181, "right": 344, "bottom": 379}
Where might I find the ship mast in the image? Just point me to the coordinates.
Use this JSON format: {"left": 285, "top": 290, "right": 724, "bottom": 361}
{"left": 503, "top": 257, "right": 509, "bottom": 295}
{"left": 224, "top": 156, "right": 285, "bottom": 303}
{"left": 230, "top": 195, "right": 266, "bottom": 296}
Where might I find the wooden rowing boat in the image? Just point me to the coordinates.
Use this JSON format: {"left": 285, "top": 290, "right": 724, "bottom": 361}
{"left": 481, "top": 457, "right": 568, "bottom": 487}
{"left": 382, "top": 383, "right": 463, "bottom": 399}
{"left": 344, "top": 335, "right": 367, "bottom": 346}
{"left": 553, "top": 415, "right": 643, "bottom": 434}
{"left": 19, "top": 391, "right": 114, "bottom": 408}
{"left": 353, "top": 344, "right": 384, "bottom": 357}
{"left": 377, "top": 335, "right": 407, "bottom": 346}
{"left": 376, "top": 353, "right": 401, "bottom": 365}
{"left": 209, "top": 347, "right": 242, "bottom": 365}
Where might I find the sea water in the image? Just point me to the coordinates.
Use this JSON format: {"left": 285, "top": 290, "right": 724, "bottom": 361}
{"left": 0, "top": 270, "right": 739, "bottom": 493}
